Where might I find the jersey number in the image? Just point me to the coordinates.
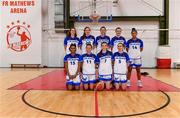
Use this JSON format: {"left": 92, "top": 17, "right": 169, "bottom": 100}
{"left": 86, "top": 60, "right": 92, "bottom": 64}
{"left": 119, "top": 59, "right": 121, "bottom": 63}
{"left": 70, "top": 61, "right": 75, "bottom": 65}
{"left": 132, "top": 45, "right": 137, "bottom": 49}
{"left": 104, "top": 59, "right": 107, "bottom": 63}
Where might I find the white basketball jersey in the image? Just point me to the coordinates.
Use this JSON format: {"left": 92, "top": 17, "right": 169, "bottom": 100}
{"left": 112, "top": 40, "right": 125, "bottom": 53}
{"left": 82, "top": 54, "right": 96, "bottom": 74}
{"left": 113, "top": 52, "right": 129, "bottom": 74}
{"left": 81, "top": 36, "right": 95, "bottom": 54}
{"left": 64, "top": 54, "right": 81, "bottom": 75}
{"left": 64, "top": 37, "right": 80, "bottom": 54}
{"left": 66, "top": 40, "right": 79, "bottom": 54}
{"left": 127, "top": 39, "right": 143, "bottom": 59}
{"left": 111, "top": 36, "right": 126, "bottom": 53}
{"left": 96, "top": 35, "right": 110, "bottom": 53}
{"left": 68, "top": 59, "right": 78, "bottom": 75}
{"left": 97, "top": 51, "right": 113, "bottom": 75}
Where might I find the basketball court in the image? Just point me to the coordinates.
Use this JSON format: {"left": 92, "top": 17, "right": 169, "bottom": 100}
{"left": 1, "top": 0, "right": 180, "bottom": 118}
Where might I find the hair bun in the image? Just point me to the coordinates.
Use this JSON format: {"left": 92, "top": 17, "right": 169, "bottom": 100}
{"left": 132, "top": 28, "right": 136, "bottom": 31}
{"left": 131, "top": 28, "right": 137, "bottom": 33}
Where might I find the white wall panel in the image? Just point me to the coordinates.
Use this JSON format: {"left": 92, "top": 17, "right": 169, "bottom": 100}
{"left": 70, "top": 0, "right": 164, "bottom": 17}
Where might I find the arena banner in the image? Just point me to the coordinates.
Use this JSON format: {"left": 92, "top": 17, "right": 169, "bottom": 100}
{"left": 0, "top": 0, "right": 41, "bottom": 67}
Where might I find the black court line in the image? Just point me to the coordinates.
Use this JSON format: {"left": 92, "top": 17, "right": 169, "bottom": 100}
{"left": 22, "top": 90, "right": 170, "bottom": 118}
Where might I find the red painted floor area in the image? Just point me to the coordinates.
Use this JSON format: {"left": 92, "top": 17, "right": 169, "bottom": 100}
{"left": 9, "top": 69, "right": 180, "bottom": 92}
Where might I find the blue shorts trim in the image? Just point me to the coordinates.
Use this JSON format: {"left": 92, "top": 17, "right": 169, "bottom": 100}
{"left": 66, "top": 81, "right": 73, "bottom": 85}
{"left": 113, "top": 80, "right": 121, "bottom": 84}
{"left": 66, "top": 81, "right": 81, "bottom": 86}
{"left": 73, "top": 82, "right": 81, "bottom": 86}
{"left": 98, "top": 74, "right": 112, "bottom": 82}
{"left": 82, "top": 80, "right": 96, "bottom": 84}
{"left": 82, "top": 81, "right": 89, "bottom": 84}
{"left": 89, "top": 80, "right": 96, "bottom": 84}
{"left": 121, "top": 80, "right": 127, "bottom": 83}
{"left": 99, "top": 77, "right": 112, "bottom": 82}
{"left": 130, "top": 64, "right": 142, "bottom": 67}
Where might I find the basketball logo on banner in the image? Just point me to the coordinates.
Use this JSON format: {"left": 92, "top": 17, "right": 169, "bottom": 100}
{"left": 6, "top": 20, "right": 32, "bottom": 52}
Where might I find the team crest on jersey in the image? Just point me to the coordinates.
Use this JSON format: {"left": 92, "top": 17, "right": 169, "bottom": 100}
{"left": 6, "top": 20, "right": 32, "bottom": 52}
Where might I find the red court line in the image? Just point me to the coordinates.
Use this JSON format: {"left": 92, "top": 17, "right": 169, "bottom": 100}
{"left": 94, "top": 91, "right": 99, "bottom": 117}
{"left": 8, "top": 69, "right": 180, "bottom": 92}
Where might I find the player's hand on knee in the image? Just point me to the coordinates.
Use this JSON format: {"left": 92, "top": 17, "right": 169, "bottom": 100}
{"left": 69, "top": 75, "right": 73, "bottom": 80}
{"left": 71, "top": 75, "right": 76, "bottom": 79}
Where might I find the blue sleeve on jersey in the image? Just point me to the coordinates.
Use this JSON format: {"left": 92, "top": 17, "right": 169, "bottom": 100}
{"left": 80, "top": 36, "right": 83, "bottom": 41}
{"left": 77, "top": 38, "right": 82, "bottom": 46}
{"left": 64, "top": 55, "right": 68, "bottom": 62}
{"left": 107, "top": 36, "right": 111, "bottom": 45}
{"left": 140, "top": 40, "right": 143, "bottom": 48}
{"left": 123, "top": 37, "right": 127, "bottom": 47}
{"left": 64, "top": 37, "right": 68, "bottom": 46}
{"left": 110, "top": 37, "right": 114, "bottom": 47}
{"left": 81, "top": 54, "right": 84, "bottom": 61}
{"left": 95, "top": 37, "right": 98, "bottom": 46}
{"left": 93, "top": 55, "right": 97, "bottom": 63}
{"left": 125, "top": 53, "right": 130, "bottom": 62}
{"left": 111, "top": 52, "right": 114, "bottom": 60}
{"left": 78, "top": 55, "right": 83, "bottom": 62}
{"left": 95, "top": 55, "right": 100, "bottom": 64}
{"left": 126, "top": 40, "right": 130, "bottom": 48}
{"left": 80, "top": 36, "right": 83, "bottom": 45}
{"left": 92, "top": 36, "right": 96, "bottom": 46}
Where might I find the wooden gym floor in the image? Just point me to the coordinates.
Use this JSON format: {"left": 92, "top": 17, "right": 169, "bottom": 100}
{"left": 1, "top": 68, "right": 180, "bottom": 118}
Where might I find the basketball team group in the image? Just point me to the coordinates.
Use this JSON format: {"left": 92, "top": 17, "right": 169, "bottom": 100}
{"left": 64, "top": 26, "right": 143, "bottom": 91}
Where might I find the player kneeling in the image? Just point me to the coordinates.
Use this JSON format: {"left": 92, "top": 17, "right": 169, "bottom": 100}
{"left": 81, "top": 44, "right": 97, "bottom": 90}
{"left": 113, "top": 43, "right": 130, "bottom": 90}
{"left": 64, "top": 44, "right": 82, "bottom": 90}
{"left": 96, "top": 42, "right": 113, "bottom": 90}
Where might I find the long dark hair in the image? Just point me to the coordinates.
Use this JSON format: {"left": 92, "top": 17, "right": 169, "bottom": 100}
{"left": 82, "top": 27, "right": 91, "bottom": 40}
{"left": 67, "top": 27, "right": 77, "bottom": 37}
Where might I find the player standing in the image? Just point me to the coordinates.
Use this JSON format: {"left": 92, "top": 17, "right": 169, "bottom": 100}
{"left": 111, "top": 27, "right": 126, "bottom": 53}
{"left": 126, "top": 28, "right": 144, "bottom": 87}
{"left": 80, "top": 27, "right": 96, "bottom": 54}
{"left": 64, "top": 28, "right": 81, "bottom": 54}
{"left": 95, "top": 26, "right": 110, "bottom": 54}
